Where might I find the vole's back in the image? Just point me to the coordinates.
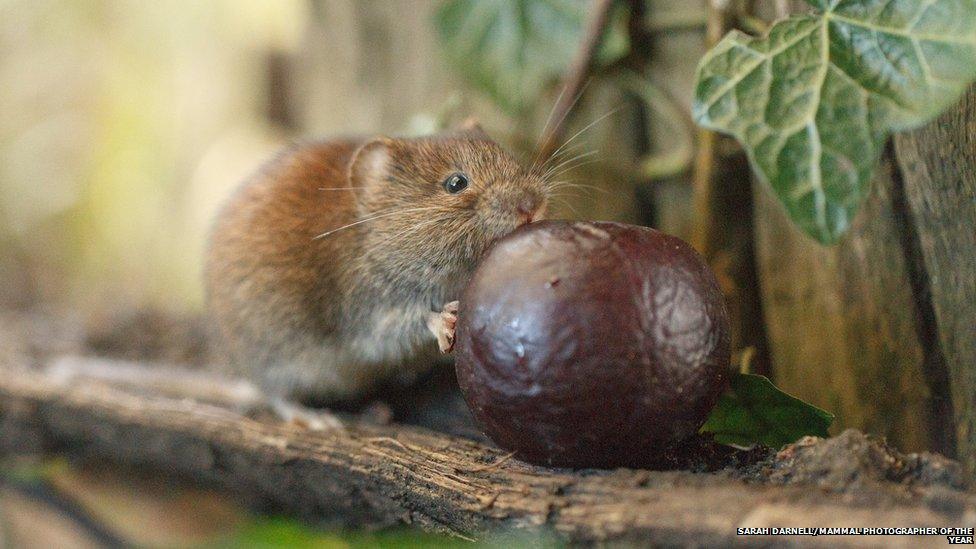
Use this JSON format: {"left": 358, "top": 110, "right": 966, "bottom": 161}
{"left": 204, "top": 140, "right": 361, "bottom": 398}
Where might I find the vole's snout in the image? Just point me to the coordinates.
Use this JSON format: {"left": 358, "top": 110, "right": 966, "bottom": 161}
{"left": 516, "top": 194, "right": 544, "bottom": 226}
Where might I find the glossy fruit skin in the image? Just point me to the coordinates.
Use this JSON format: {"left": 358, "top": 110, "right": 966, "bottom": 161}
{"left": 455, "top": 221, "right": 731, "bottom": 468}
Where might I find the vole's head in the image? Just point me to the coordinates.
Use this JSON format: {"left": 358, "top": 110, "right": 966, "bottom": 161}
{"left": 349, "top": 120, "right": 548, "bottom": 282}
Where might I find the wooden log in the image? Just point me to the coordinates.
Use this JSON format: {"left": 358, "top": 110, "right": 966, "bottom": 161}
{"left": 893, "top": 86, "right": 976, "bottom": 480}
{"left": 0, "top": 364, "right": 971, "bottom": 545}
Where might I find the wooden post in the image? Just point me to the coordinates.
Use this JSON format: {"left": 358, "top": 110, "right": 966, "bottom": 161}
{"left": 754, "top": 156, "right": 942, "bottom": 454}
{"left": 750, "top": 4, "right": 974, "bottom": 466}
{"left": 893, "top": 86, "right": 976, "bottom": 478}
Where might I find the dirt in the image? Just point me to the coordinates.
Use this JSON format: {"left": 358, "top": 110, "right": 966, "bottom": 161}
{"left": 754, "top": 430, "right": 964, "bottom": 490}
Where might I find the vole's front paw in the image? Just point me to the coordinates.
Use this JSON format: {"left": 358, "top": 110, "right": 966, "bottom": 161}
{"left": 267, "top": 398, "right": 344, "bottom": 431}
{"left": 427, "top": 300, "right": 459, "bottom": 353}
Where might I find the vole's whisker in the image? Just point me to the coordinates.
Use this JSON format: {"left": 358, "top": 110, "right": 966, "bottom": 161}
{"left": 548, "top": 196, "right": 582, "bottom": 218}
{"left": 538, "top": 107, "right": 620, "bottom": 176}
{"left": 535, "top": 142, "right": 585, "bottom": 179}
{"left": 545, "top": 155, "right": 604, "bottom": 180}
{"left": 541, "top": 150, "right": 600, "bottom": 182}
{"left": 542, "top": 149, "right": 599, "bottom": 178}
{"left": 368, "top": 216, "right": 446, "bottom": 252}
{"left": 388, "top": 216, "right": 443, "bottom": 241}
{"left": 530, "top": 85, "right": 569, "bottom": 173}
{"left": 531, "top": 79, "right": 593, "bottom": 174}
{"left": 547, "top": 172, "right": 607, "bottom": 190}
{"left": 313, "top": 206, "right": 441, "bottom": 239}
{"left": 548, "top": 180, "right": 609, "bottom": 195}
{"left": 538, "top": 142, "right": 587, "bottom": 175}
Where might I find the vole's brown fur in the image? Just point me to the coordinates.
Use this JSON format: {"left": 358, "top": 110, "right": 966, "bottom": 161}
{"left": 205, "top": 124, "right": 547, "bottom": 403}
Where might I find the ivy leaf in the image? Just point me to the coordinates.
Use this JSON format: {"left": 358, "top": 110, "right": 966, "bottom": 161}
{"left": 435, "top": 0, "right": 628, "bottom": 114}
{"left": 701, "top": 373, "right": 834, "bottom": 449}
{"left": 692, "top": 0, "right": 976, "bottom": 243}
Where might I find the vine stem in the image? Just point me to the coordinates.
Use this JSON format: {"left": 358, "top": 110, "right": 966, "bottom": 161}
{"left": 690, "top": 0, "right": 774, "bottom": 378}
{"left": 536, "top": 0, "right": 615, "bottom": 161}
{"left": 690, "top": 0, "right": 737, "bottom": 256}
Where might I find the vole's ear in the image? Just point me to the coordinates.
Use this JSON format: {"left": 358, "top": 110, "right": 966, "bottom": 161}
{"left": 348, "top": 137, "right": 393, "bottom": 188}
{"left": 456, "top": 117, "right": 489, "bottom": 139}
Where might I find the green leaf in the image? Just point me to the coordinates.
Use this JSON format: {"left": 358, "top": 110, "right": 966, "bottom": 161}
{"left": 435, "top": 0, "right": 629, "bottom": 114}
{"left": 692, "top": 0, "right": 976, "bottom": 243}
{"left": 212, "top": 517, "right": 558, "bottom": 548}
{"left": 701, "top": 373, "right": 834, "bottom": 449}
{"left": 213, "top": 517, "right": 472, "bottom": 548}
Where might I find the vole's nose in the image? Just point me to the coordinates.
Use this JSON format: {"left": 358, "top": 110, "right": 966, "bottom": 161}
{"left": 516, "top": 195, "right": 542, "bottom": 226}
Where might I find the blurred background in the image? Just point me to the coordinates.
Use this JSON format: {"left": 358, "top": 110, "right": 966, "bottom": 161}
{"left": 1, "top": 0, "right": 307, "bottom": 310}
{"left": 0, "top": 0, "right": 650, "bottom": 313}
{"left": 2, "top": 0, "right": 975, "bottom": 545}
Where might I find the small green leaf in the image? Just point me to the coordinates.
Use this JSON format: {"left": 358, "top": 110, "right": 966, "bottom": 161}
{"left": 692, "top": 0, "right": 976, "bottom": 243}
{"left": 701, "top": 373, "right": 834, "bottom": 449}
{"left": 435, "top": 0, "right": 629, "bottom": 114}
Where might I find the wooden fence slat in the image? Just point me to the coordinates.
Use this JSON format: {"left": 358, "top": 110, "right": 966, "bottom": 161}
{"left": 894, "top": 86, "right": 976, "bottom": 479}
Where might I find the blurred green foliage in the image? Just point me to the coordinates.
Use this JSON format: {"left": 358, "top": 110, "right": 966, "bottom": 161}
{"left": 211, "top": 518, "right": 460, "bottom": 549}
{"left": 435, "top": 0, "right": 629, "bottom": 114}
{"left": 213, "top": 517, "right": 564, "bottom": 548}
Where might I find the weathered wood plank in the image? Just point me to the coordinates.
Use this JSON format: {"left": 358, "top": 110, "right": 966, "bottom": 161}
{"left": 894, "top": 86, "right": 976, "bottom": 479}
{"left": 754, "top": 156, "right": 942, "bottom": 453}
{"left": 296, "top": 0, "right": 455, "bottom": 135}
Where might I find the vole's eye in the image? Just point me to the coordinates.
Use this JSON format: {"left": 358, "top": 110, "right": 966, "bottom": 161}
{"left": 443, "top": 173, "right": 469, "bottom": 194}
